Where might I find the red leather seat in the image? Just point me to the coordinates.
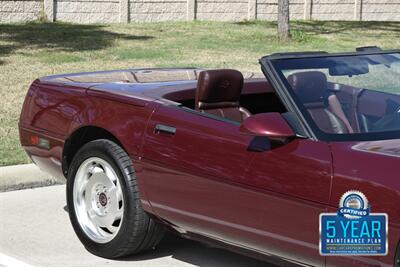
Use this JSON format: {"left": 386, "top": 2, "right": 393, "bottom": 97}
{"left": 287, "top": 71, "right": 349, "bottom": 134}
{"left": 195, "top": 69, "right": 251, "bottom": 122}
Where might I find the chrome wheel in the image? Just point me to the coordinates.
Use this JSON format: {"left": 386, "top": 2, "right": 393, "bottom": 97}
{"left": 73, "top": 157, "right": 124, "bottom": 243}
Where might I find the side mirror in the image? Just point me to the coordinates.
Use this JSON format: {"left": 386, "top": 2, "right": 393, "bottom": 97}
{"left": 240, "top": 113, "right": 296, "bottom": 139}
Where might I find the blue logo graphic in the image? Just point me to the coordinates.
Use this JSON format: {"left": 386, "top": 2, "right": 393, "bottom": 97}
{"left": 319, "top": 191, "right": 388, "bottom": 255}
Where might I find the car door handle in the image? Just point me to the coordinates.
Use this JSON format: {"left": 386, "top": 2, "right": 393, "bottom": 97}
{"left": 154, "top": 124, "right": 176, "bottom": 135}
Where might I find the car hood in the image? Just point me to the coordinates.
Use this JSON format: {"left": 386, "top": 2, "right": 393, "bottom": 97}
{"left": 331, "top": 138, "right": 400, "bottom": 185}
{"left": 330, "top": 139, "right": 400, "bottom": 182}
{"left": 349, "top": 139, "right": 400, "bottom": 158}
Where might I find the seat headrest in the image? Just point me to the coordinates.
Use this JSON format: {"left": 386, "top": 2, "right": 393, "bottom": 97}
{"left": 287, "top": 71, "right": 329, "bottom": 104}
{"left": 196, "top": 69, "right": 243, "bottom": 110}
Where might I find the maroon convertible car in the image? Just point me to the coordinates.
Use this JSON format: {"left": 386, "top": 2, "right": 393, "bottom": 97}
{"left": 19, "top": 47, "right": 400, "bottom": 266}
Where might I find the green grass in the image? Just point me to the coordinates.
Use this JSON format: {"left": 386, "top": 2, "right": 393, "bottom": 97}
{"left": 1, "top": 20, "right": 400, "bottom": 166}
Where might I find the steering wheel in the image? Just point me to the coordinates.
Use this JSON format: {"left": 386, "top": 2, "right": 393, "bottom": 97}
{"left": 372, "top": 110, "right": 400, "bottom": 131}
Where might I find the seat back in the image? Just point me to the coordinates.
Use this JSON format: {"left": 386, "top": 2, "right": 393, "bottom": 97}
{"left": 287, "top": 71, "right": 348, "bottom": 134}
{"left": 195, "top": 69, "right": 251, "bottom": 122}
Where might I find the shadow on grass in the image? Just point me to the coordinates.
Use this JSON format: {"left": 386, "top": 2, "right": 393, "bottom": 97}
{"left": 234, "top": 20, "right": 259, "bottom": 26}
{"left": 292, "top": 20, "right": 400, "bottom": 35}
{"left": 233, "top": 20, "right": 400, "bottom": 35}
{"left": 0, "top": 22, "right": 154, "bottom": 64}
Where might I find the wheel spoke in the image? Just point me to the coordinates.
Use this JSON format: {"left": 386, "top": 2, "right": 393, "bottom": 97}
{"left": 116, "top": 185, "right": 123, "bottom": 202}
{"left": 84, "top": 190, "right": 93, "bottom": 210}
{"left": 115, "top": 208, "right": 123, "bottom": 220}
{"left": 104, "top": 165, "right": 118, "bottom": 184}
{"left": 88, "top": 165, "right": 104, "bottom": 175}
{"left": 108, "top": 186, "right": 118, "bottom": 202}
{"left": 90, "top": 212, "right": 108, "bottom": 228}
{"left": 107, "top": 225, "right": 120, "bottom": 234}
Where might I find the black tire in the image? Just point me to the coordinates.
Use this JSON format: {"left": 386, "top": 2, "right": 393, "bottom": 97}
{"left": 66, "top": 139, "right": 165, "bottom": 259}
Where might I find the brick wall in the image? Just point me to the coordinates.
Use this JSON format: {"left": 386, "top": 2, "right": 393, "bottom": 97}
{"left": 130, "top": 0, "right": 187, "bottom": 22}
{"left": 55, "top": 0, "right": 120, "bottom": 23}
{"left": 1, "top": 0, "right": 400, "bottom": 24}
{"left": 256, "top": 0, "right": 303, "bottom": 20}
{"left": 196, "top": 0, "right": 248, "bottom": 21}
{"left": 362, "top": 0, "right": 400, "bottom": 21}
{"left": 0, "top": 0, "right": 43, "bottom": 23}
{"left": 311, "top": 0, "right": 355, "bottom": 20}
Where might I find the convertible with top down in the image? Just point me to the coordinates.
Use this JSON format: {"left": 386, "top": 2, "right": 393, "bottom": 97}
{"left": 19, "top": 47, "right": 400, "bottom": 266}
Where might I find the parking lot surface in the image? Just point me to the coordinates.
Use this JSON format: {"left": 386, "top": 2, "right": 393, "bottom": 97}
{"left": 0, "top": 185, "right": 272, "bottom": 267}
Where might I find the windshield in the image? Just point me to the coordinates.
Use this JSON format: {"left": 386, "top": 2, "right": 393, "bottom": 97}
{"left": 271, "top": 52, "right": 400, "bottom": 141}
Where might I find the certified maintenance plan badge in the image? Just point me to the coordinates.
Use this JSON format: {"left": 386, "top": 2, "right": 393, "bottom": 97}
{"left": 320, "top": 191, "right": 388, "bottom": 255}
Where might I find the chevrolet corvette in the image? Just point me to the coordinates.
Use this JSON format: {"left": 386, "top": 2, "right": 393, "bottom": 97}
{"left": 19, "top": 47, "right": 400, "bottom": 266}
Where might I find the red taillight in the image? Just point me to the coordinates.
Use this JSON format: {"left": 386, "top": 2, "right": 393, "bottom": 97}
{"left": 30, "top": 135, "right": 39, "bottom": 145}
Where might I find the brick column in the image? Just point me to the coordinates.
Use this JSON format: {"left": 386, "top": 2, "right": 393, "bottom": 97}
{"left": 120, "top": 0, "right": 129, "bottom": 23}
{"left": 44, "top": 0, "right": 54, "bottom": 22}
{"left": 304, "top": 0, "right": 312, "bottom": 20}
{"left": 354, "top": 0, "right": 362, "bottom": 21}
{"left": 187, "top": 0, "right": 196, "bottom": 21}
{"left": 248, "top": 0, "right": 256, "bottom": 20}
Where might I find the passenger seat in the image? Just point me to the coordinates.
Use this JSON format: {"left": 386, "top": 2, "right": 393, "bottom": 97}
{"left": 195, "top": 69, "right": 251, "bottom": 122}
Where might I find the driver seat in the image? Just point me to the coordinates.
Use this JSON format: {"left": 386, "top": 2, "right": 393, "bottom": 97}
{"left": 287, "top": 71, "right": 349, "bottom": 134}
{"left": 195, "top": 69, "right": 251, "bottom": 122}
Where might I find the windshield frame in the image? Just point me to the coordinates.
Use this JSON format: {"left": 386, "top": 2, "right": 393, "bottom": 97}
{"left": 259, "top": 49, "right": 400, "bottom": 142}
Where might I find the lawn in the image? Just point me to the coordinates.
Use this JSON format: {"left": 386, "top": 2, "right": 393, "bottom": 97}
{"left": 0, "top": 20, "right": 400, "bottom": 166}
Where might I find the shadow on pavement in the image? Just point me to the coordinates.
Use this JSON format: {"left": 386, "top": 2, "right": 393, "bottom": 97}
{"left": 63, "top": 205, "right": 276, "bottom": 267}
{"left": 62, "top": 204, "right": 275, "bottom": 266}
{"left": 120, "top": 232, "right": 275, "bottom": 267}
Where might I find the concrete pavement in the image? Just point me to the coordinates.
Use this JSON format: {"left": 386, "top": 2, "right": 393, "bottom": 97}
{"left": 0, "top": 164, "right": 64, "bottom": 192}
{"left": 0, "top": 185, "right": 272, "bottom": 267}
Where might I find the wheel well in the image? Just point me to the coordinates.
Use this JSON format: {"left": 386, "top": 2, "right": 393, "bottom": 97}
{"left": 62, "top": 126, "right": 124, "bottom": 177}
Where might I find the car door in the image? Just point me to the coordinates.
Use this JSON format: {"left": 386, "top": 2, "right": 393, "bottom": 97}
{"left": 140, "top": 104, "right": 257, "bottom": 238}
{"left": 245, "top": 139, "right": 331, "bottom": 266}
{"left": 139, "top": 103, "right": 329, "bottom": 266}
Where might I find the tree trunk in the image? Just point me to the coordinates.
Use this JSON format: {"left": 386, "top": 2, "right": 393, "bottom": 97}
{"left": 277, "top": 0, "right": 291, "bottom": 41}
